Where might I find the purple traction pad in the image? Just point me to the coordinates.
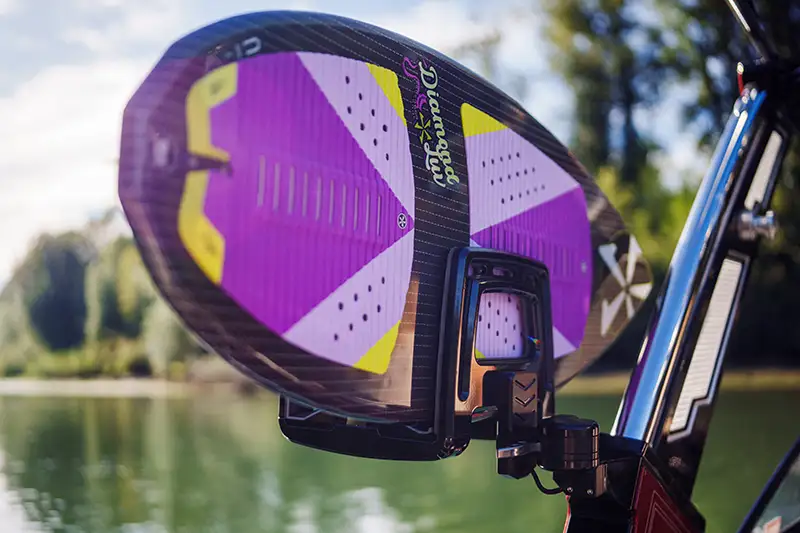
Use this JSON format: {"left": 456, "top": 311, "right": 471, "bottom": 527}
{"left": 193, "top": 50, "right": 590, "bottom": 366}
{"left": 466, "top": 125, "right": 592, "bottom": 358}
{"left": 200, "top": 52, "right": 415, "bottom": 367}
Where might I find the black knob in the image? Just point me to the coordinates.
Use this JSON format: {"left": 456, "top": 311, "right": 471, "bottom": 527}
{"left": 540, "top": 415, "right": 599, "bottom": 471}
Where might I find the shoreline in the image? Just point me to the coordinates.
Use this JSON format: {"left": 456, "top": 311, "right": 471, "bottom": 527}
{"left": 561, "top": 369, "right": 800, "bottom": 395}
{"left": 0, "top": 378, "right": 193, "bottom": 398}
{"left": 0, "top": 369, "right": 798, "bottom": 399}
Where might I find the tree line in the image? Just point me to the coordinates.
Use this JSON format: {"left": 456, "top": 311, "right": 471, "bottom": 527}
{"left": 0, "top": 224, "right": 206, "bottom": 378}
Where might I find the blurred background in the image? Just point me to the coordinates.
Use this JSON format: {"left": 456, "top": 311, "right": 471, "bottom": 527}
{"left": 0, "top": 0, "right": 799, "bottom": 531}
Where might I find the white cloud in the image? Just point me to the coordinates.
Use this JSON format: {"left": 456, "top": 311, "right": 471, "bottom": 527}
{"left": 0, "top": 0, "right": 198, "bottom": 286}
{"left": 61, "top": 0, "right": 187, "bottom": 55}
{"left": 369, "top": 0, "right": 495, "bottom": 53}
{"left": 72, "top": 0, "right": 126, "bottom": 8}
{"left": 60, "top": 0, "right": 321, "bottom": 58}
{"left": 0, "top": 59, "right": 148, "bottom": 282}
{"left": 0, "top": 0, "right": 18, "bottom": 16}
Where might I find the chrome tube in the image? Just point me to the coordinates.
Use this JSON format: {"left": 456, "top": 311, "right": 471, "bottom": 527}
{"left": 611, "top": 88, "right": 767, "bottom": 445}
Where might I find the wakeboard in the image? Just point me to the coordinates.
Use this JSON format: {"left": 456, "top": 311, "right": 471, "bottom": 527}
{"left": 118, "top": 11, "right": 653, "bottom": 422}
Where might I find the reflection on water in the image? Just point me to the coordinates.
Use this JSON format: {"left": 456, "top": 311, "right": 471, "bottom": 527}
{"left": 0, "top": 391, "right": 796, "bottom": 533}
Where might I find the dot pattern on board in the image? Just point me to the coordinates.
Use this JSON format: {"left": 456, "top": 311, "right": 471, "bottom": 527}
{"left": 196, "top": 52, "right": 415, "bottom": 374}
{"left": 475, "top": 293, "right": 526, "bottom": 359}
{"left": 462, "top": 103, "right": 592, "bottom": 359}
{"left": 481, "top": 151, "right": 541, "bottom": 207}
{"left": 280, "top": 53, "right": 417, "bottom": 374}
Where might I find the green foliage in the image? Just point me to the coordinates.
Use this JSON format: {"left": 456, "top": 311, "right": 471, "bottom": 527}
{"left": 532, "top": 0, "right": 700, "bottom": 278}
{"left": 115, "top": 243, "right": 156, "bottom": 331}
{"left": 84, "top": 237, "right": 156, "bottom": 343}
{"left": 24, "top": 350, "right": 102, "bottom": 379}
{"left": 0, "top": 282, "right": 45, "bottom": 363}
{"left": 541, "top": 0, "right": 613, "bottom": 172}
{"left": 535, "top": 0, "right": 800, "bottom": 371}
{"left": 83, "top": 250, "right": 116, "bottom": 344}
{"left": 0, "top": 208, "right": 196, "bottom": 380}
{"left": 653, "top": 0, "right": 751, "bottom": 145}
{"left": 648, "top": 1, "right": 800, "bottom": 366}
{"left": 142, "top": 299, "right": 201, "bottom": 378}
{"left": 595, "top": 165, "right": 694, "bottom": 277}
{"left": 2, "top": 362, "right": 25, "bottom": 378}
{"left": 109, "top": 338, "right": 149, "bottom": 378}
{"left": 540, "top": 0, "right": 670, "bottom": 185}
{"left": 15, "top": 233, "right": 92, "bottom": 352}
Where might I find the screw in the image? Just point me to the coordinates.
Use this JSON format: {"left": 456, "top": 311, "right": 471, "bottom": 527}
{"left": 737, "top": 209, "right": 778, "bottom": 241}
{"left": 586, "top": 489, "right": 594, "bottom": 496}
{"left": 565, "top": 487, "right": 573, "bottom": 494}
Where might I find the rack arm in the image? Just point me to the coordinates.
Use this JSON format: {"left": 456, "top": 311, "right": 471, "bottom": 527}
{"left": 611, "top": 88, "right": 767, "bottom": 449}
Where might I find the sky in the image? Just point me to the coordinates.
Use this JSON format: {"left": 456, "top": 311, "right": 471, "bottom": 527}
{"left": 0, "top": 0, "right": 707, "bottom": 286}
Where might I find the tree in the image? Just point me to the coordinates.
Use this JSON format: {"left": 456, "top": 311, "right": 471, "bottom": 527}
{"left": 654, "top": 0, "right": 754, "bottom": 145}
{"left": 84, "top": 237, "right": 156, "bottom": 343}
{"left": 16, "top": 233, "right": 92, "bottom": 352}
{"left": 541, "top": 0, "right": 671, "bottom": 186}
{"left": 142, "top": 298, "right": 201, "bottom": 377}
{"left": 654, "top": 0, "right": 800, "bottom": 367}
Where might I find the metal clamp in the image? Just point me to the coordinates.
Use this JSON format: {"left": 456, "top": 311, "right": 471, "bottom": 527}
{"left": 737, "top": 209, "right": 778, "bottom": 241}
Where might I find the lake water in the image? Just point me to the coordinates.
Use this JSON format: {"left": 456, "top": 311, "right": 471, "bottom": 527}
{"left": 0, "top": 390, "right": 797, "bottom": 533}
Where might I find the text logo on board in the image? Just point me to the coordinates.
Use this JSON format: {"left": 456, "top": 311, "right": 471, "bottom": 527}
{"left": 402, "top": 56, "right": 459, "bottom": 189}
